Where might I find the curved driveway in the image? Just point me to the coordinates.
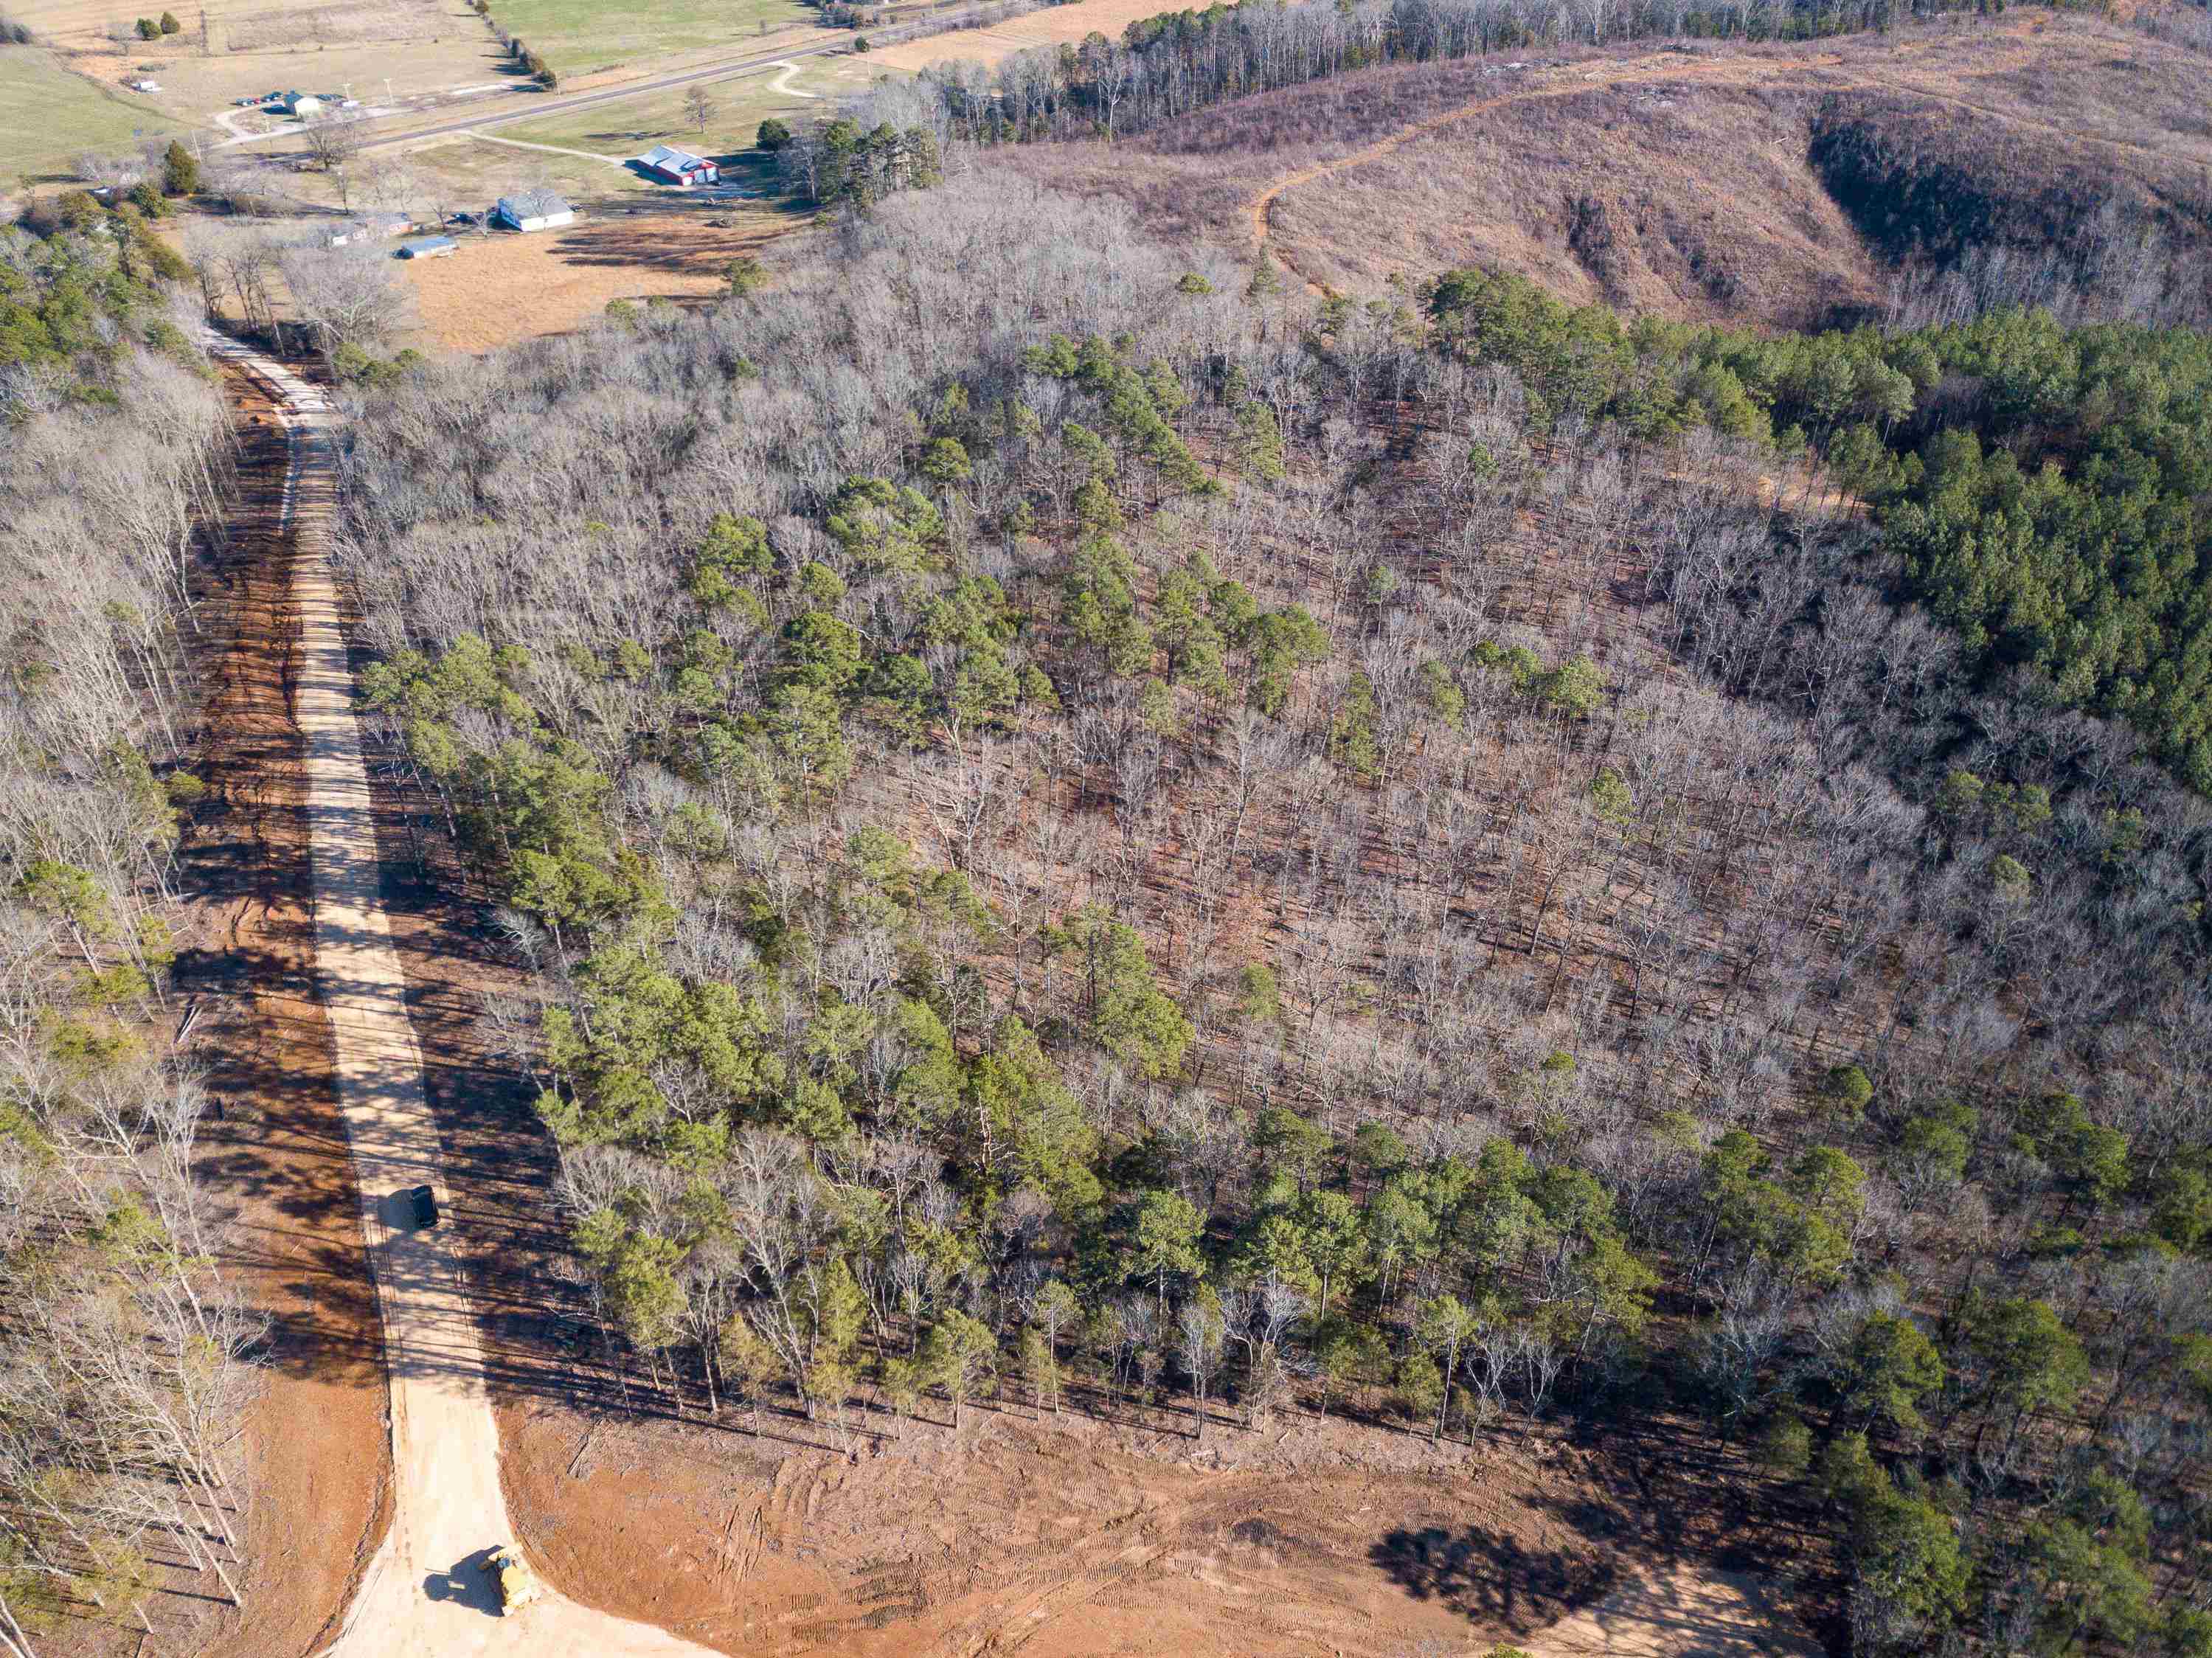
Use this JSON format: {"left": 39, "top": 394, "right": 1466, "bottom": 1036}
{"left": 201, "top": 330, "right": 720, "bottom": 1658}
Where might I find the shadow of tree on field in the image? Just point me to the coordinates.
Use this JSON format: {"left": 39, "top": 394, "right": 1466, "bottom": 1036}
{"left": 1369, "top": 1525, "right": 1615, "bottom": 1635}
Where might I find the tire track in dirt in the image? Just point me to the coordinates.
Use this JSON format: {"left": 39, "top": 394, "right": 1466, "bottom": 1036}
{"left": 927, "top": 1486, "right": 1214, "bottom": 1657}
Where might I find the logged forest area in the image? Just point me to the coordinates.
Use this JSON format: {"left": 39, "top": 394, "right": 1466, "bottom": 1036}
{"left": 330, "top": 0, "right": 2212, "bottom": 1635}
{"left": 7, "top": 0, "right": 2212, "bottom": 1653}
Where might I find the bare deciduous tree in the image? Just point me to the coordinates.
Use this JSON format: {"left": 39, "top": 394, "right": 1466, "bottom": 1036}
{"left": 280, "top": 240, "right": 412, "bottom": 353}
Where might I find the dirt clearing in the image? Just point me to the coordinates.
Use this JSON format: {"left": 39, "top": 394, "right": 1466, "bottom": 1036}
{"left": 490, "top": 1393, "right": 1831, "bottom": 1657}
{"left": 144, "top": 365, "right": 391, "bottom": 1658}
{"left": 1527, "top": 1563, "right": 1825, "bottom": 1656}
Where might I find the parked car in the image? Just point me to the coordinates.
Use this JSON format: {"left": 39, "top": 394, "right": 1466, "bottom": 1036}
{"left": 406, "top": 1184, "right": 438, "bottom": 1229}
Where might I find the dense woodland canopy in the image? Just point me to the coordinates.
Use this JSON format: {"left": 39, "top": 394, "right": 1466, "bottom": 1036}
{"left": 0, "top": 209, "right": 250, "bottom": 1651}
{"left": 336, "top": 150, "right": 2212, "bottom": 1657}
{"left": 1416, "top": 272, "right": 2212, "bottom": 791}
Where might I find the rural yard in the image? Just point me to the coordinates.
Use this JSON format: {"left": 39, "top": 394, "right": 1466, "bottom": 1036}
{"left": 6, "top": 0, "right": 510, "bottom": 173}
{"left": 389, "top": 206, "right": 794, "bottom": 353}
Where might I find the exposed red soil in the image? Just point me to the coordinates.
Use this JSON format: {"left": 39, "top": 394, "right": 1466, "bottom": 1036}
{"left": 498, "top": 1395, "right": 1607, "bottom": 1657}
{"left": 156, "top": 367, "right": 391, "bottom": 1658}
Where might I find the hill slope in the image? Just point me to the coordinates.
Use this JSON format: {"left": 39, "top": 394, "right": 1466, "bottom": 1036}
{"left": 1003, "top": 15, "right": 2212, "bottom": 326}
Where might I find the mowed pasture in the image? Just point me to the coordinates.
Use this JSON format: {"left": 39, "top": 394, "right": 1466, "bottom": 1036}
{"left": 12, "top": 0, "right": 509, "bottom": 142}
{"left": 493, "top": 53, "right": 839, "bottom": 162}
{"left": 0, "top": 46, "right": 187, "bottom": 178}
{"left": 481, "top": 0, "right": 812, "bottom": 75}
{"left": 393, "top": 129, "right": 661, "bottom": 212}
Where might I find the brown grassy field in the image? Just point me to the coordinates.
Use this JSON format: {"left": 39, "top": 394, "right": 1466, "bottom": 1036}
{"left": 1004, "top": 12, "right": 2212, "bottom": 324}
{"left": 867, "top": 0, "right": 1205, "bottom": 72}
{"left": 389, "top": 199, "right": 801, "bottom": 352}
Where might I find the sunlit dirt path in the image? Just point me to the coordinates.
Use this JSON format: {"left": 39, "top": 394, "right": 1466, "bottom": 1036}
{"left": 199, "top": 330, "right": 719, "bottom": 1658}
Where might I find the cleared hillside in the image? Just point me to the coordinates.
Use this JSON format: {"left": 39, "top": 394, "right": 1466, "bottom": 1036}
{"left": 1002, "top": 14, "right": 2212, "bottom": 326}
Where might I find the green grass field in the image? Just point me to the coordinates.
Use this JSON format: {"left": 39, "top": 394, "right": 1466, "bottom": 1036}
{"left": 401, "top": 133, "right": 658, "bottom": 210}
{"left": 392, "top": 57, "right": 856, "bottom": 226}
{"left": 490, "top": 0, "right": 814, "bottom": 74}
{"left": 498, "top": 55, "right": 850, "bottom": 162}
{"left": 1, "top": 49, "right": 188, "bottom": 181}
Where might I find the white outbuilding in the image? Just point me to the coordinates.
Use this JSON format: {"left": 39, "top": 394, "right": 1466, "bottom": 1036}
{"left": 325, "top": 213, "right": 414, "bottom": 249}
{"left": 491, "top": 188, "right": 576, "bottom": 232}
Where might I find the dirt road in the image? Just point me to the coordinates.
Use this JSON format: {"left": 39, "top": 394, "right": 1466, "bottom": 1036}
{"left": 199, "top": 330, "right": 719, "bottom": 1658}
{"left": 161, "top": 364, "right": 392, "bottom": 1658}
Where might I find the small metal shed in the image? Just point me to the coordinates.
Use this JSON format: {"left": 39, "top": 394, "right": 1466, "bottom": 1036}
{"left": 491, "top": 190, "right": 575, "bottom": 232}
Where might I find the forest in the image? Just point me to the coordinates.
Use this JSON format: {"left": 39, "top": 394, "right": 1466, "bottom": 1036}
{"left": 1416, "top": 271, "right": 2212, "bottom": 791}
{"left": 0, "top": 207, "right": 252, "bottom": 1650}
{"left": 0, "top": 0, "right": 2200, "bottom": 1648}
{"left": 333, "top": 144, "right": 2212, "bottom": 1658}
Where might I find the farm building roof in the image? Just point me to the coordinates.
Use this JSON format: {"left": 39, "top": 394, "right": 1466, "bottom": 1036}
{"left": 641, "top": 144, "right": 713, "bottom": 173}
{"left": 495, "top": 189, "right": 573, "bottom": 221}
{"left": 397, "top": 235, "right": 458, "bottom": 257}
